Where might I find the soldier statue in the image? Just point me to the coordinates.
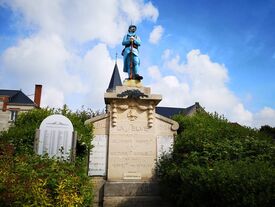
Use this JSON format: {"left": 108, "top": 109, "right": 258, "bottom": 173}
{"left": 122, "top": 25, "right": 143, "bottom": 80}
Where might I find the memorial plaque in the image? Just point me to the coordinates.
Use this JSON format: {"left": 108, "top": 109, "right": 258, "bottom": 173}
{"left": 88, "top": 135, "right": 107, "bottom": 176}
{"left": 157, "top": 136, "right": 174, "bottom": 160}
{"left": 123, "top": 172, "right": 142, "bottom": 180}
{"left": 108, "top": 118, "right": 156, "bottom": 180}
{"left": 38, "top": 114, "right": 73, "bottom": 160}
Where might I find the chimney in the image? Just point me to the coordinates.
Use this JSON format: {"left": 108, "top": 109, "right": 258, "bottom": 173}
{"left": 2, "top": 96, "right": 8, "bottom": 111}
{"left": 34, "top": 84, "right": 42, "bottom": 108}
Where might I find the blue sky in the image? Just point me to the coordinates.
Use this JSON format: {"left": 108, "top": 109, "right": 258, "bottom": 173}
{"left": 151, "top": 0, "right": 275, "bottom": 110}
{"left": 0, "top": 0, "right": 274, "bottom": 127}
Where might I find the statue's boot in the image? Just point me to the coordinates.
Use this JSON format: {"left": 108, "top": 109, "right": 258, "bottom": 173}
{"left": 134, "top": 74, "right": 143, "bottom": 80}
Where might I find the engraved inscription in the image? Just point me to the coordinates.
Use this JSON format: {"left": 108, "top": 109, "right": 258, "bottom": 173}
{"left": 115, "top": 124, "right": 149, "bottom": 133}
{"left": 88, "top": 135, "right": 107, "bottom": 176}
{"left": 38, "top": 115, "right": 73, "bottom": 160}
{"left": 109, "top": 157, "right": 154, "bottom": 170}
{"left": 108, "top": 134, "right": 156, "bottom": 179}
{"left": 123, "top": 172, "right": 141, "bottom": 180}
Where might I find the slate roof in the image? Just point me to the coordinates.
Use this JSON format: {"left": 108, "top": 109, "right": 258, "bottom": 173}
{"left": 106, "top": 63, "right": 122, "bottom": 92}
{"left": 156, "top": 102, "right": 202, "bottom": 118}
{"left": 0, "top": 89, "right": 35, "bottom": 105}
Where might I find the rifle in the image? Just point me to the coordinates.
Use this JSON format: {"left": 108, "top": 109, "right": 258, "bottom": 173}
{"left": 130, "top": 37, "right": 133, "bottom": 79}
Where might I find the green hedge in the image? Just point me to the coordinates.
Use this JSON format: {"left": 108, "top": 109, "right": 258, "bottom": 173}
{"left": 157, "top": 112, "right": 275, "bottom": 207}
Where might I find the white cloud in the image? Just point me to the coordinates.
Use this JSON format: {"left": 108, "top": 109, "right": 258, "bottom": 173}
{"left": 42, "top": 87, "right": 65, "bottom": 108}
{"left": 149, "top": 25, "right": 164, "bottom": 44}
{"left": 120, "top": 0, "right": 158, "bottom": 24}
{"left": 80, "top": 43, "right": 126, "bottom": 109}
{"left": 3, "top": 0, "right": 158, "bottom": 44}
{"left": 149, "top": 49, "right": 254, "bottom": 126}
{"left": 150, "top": 49, "right": 275, "bottom": 127}
{"left": 162, "top": 49, "right": 172, "bottom": 60}
{"left": 149, "top": 74, "right": 191, "bottom": 107}
{"left": 166, "top": 50, "right": 229, "bottom": 87}
{"left": 0, "top": 0, "right": 158, "bottom": 110}
{"left": 148, "top": 66, "right": 191, "bottom": 107}
{"left": 1, "top": 38, "right": 127, "bottom": 109}
{"left": 141, "top": 1, "right": 159, "bottom": 22}
{"left": 1, "top": 34, "right": 85, "bottom": 108}
{"left": 148, "top": 65, "right": 161, "bottom": 79}
{"left": 253, "top": 107, "right": 275, "bottom": 128}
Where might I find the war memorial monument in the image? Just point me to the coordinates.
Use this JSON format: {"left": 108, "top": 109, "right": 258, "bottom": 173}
{"left": 85, "top": 25, "right": 179, "bottom": 207}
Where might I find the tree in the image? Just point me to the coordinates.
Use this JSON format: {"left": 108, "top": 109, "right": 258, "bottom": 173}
{"left": 260, "top": 125, "right": 275, "bottom": 140}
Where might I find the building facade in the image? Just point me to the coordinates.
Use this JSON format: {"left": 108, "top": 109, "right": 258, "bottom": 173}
{"left": 0, "top": 85, "right": 42, "bottom": 131}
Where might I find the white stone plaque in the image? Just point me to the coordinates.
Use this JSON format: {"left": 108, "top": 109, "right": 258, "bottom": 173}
{"left": 88, "top": 135, "right": 107, "bottom": 176}
{"left": 38, "top": 115, "right": 73, "bottom": 160}
{"left": 123, "top": 172, "right": 141, "bottom": 180}
{"left": 157, "top": 136, "right": 174, "bottom": 160}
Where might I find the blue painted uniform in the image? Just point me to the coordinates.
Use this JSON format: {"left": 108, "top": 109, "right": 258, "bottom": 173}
{"left": 122, "top": 31, "right": 141, "bottom": 79}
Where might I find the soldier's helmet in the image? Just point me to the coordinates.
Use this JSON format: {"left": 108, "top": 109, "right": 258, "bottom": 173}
{"left": 128, "top": 25, "right": 137, "bottom": 33}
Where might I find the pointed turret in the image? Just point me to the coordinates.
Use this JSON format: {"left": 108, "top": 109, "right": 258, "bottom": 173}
{"left": 106, "top": 63, "right": 122, "bottom": 92}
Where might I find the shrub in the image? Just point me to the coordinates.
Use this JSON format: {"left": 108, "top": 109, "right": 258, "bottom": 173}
{"left": 0, "top": 106, "right": 94, "bottom": 155}
{"left": 157, "top": 112, "right": 275, "bottom": 207}
{"left": 0, "top": 144, "right": 93, "bottom": 206}
{"left": 0, "top": 106, "right": 95, "bottom": 206}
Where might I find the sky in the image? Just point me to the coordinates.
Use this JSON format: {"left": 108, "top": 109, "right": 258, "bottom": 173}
{"left": 0, "top": 0, "right": 274, "bottom": 128}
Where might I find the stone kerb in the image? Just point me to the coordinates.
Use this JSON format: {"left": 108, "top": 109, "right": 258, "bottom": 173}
{"left": 35, "top": 114, "right": 75, "bottom": 161}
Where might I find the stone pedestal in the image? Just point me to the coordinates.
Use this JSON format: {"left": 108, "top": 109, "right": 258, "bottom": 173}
{"left": 85, "top": 82, "right": 178, "bottom": 206}
{"left": 103, "top": 181, "right": 169, "bottom": 207}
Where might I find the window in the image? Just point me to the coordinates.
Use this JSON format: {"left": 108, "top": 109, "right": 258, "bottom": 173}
{"left": 10, "top": 110, "right": 18, "bottom": 121}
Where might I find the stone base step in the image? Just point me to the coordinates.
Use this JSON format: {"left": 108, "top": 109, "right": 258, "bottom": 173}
{"left": 103, "top": 196, "right": 167, "bottom": 207}
{"left": 102, "top": 181, "right": 170, "bottom": 207}
{"left": 104, "top": 181, "right": 159, "bottom": 197}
